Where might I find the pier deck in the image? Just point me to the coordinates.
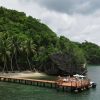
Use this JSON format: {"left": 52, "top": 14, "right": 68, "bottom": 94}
{"left": 0, "top": 76, "right": 90, "bottom": 92}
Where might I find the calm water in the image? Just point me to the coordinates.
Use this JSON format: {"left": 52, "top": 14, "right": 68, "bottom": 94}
{"left": 0, "top": 66, "right": 100, "bottom": 100}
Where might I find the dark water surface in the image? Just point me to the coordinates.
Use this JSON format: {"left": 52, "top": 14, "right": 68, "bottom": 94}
{"left": 0, "top": 66, "right": 99, "bottom": 100}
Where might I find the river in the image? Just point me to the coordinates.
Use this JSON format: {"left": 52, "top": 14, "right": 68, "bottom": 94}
{"left": 0, "top": 65, "right": 99, "bottom": 100}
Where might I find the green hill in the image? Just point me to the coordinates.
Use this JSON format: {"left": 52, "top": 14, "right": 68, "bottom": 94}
{"left": 0, "top": 7, "right": 88, "bottom": 75}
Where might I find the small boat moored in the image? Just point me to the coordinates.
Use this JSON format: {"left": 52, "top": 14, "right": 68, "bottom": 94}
{"left": 90, "top": 81, "right": 97, "bottom": 88}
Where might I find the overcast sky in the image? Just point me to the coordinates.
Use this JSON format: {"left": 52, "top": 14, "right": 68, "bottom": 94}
{"left": 0, "top": 0, "right": 100, "bottom": 45}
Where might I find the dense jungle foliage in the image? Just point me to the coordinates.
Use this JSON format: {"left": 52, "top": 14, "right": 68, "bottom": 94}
{"left": 0, "top": 7, "right": 99, "bottom": 75}
{"left": 76, "top": 41, "right": 100, "bottom": 65}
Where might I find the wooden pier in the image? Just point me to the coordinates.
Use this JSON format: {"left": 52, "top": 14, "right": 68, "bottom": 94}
{"left": 0, "top": 76, "right": 91, "bottom": 92}
{"left": 0, "top": 76, "right": 56, "bottom": 88}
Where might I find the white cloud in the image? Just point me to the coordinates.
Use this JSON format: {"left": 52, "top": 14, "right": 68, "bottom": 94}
{"left": 0, "top": 0, "right": 100, "bottom": 45}
{"left": 35, "top": 0, "right": 100, "bottom": 15}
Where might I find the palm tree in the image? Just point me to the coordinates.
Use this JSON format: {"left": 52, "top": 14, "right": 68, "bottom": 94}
{"left": 11, "top": 35, "right": 20, "bottom": 71}
{"left": 0, "top": 33, "right": 10, "bottom": 72}
{"left": 22, "top": 39, "right": 35, "bottom": 71}
{"left": 8, "top": 36, "right": 15, "bottom": 72}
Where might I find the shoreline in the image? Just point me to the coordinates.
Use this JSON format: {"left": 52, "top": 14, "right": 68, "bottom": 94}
{"left": 0, "top": 71, "right": 47, "bottom": 78}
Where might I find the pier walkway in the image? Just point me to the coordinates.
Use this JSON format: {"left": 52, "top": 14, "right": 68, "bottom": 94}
{"left": 0, "top": 76, "right": 90, "bottom": 92}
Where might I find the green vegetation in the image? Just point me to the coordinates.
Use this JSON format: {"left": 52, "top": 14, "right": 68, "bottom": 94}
{"left": 0, "top": 7, "right": 99, "bottom": 75}
{"left": 76, "top": 41, "right": 100, "bottom": 65}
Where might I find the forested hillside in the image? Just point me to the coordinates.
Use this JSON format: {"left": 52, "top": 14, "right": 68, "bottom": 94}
{"left": 76, "top": 41, "right": 100, "bottom": 65}
{"left": 0, "top": 7, "right": 99, "bottom": 75}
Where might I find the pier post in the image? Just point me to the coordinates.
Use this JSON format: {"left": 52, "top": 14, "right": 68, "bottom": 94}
{"left": 62, "top": 86, "right": 65, "bottom": 92}
{"left": 50, "top": 83, "right": 52, "bottom": 88}
{"left": 54, "top": 83, "right": 57, "bottom": 88}
{"left": 37, "top": 82, "right": 38, "bottom": 86}
{"left": 30, "top": 81, "right": 32, "bottom": 85}
{"left": 56, "top": 85, "right": 59, "bottom": 92}
{"left": 43, "top": 82, "right": 45, "bottom": 87}
{"left": 24, "top": 80, "right": 26, "bottom": 84}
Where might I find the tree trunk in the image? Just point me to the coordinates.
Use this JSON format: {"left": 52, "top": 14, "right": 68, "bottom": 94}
{"left": 27, "top": 55, "right": 32, "bottom": 71}
{"left": 15, "top": 52, "right": 20, "bottom": 71}
{"left": 2, "top": 56, "right": 8, "bottom": 72}
{"left": 5, "top": 61, "right": 8, "bottom": 72}
{"left": 2, "top": 60, "right": 6, "bottom": 72}
{"left": 10, "top": 55, "right": 14, "bottom": 72}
